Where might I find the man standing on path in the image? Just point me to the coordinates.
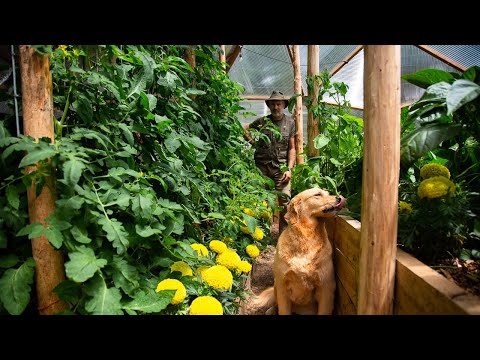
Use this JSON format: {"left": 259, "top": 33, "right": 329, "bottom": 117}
{"left": 243, "top": 91, "right": 296, "bottom": 236}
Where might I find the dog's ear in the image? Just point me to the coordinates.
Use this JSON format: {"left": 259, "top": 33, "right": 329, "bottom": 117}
{"left": 285, "top": 198, "right": 299, "bottom": 225}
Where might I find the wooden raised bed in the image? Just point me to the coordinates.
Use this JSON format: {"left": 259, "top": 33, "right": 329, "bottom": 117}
{"left": 328, "top": 215, "right": 480, "bottom": 315}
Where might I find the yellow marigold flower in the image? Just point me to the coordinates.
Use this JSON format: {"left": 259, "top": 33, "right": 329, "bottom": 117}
{"left": 260, "top": 209, "right": 272, "bottom": 219}
{"left": 417, "top": 176, "right": 456, "bottom": 199}
{"left": 202, "top": 265, "right": 233, "bottom": 290}
{"left": 170, "top": 261, "right": 193, "bottom": 276}
{"left": 189, "top": 296, "right": 223, "bottom": 315}
{"left": 196, "top": 265, "right": 210, "bottom": 279}
{"left": 215, "top": 249, "right": 241, "bottom": 270}
{"left": 420, "top": 163, "right": 450, "bottom": 180}
{"left": 237, "top": 260, "right": 252, "bottom": 274}
{"left": 155, "top": 278, "right": 187, "bottom": 305}
{"left": 252, "top": 227, "right": 264, "bottom": 241}
{"left": 209, "top": 240, "right": 227, "bottom": 254}
{"left": 243, "top": 207, "right": 256, "bottom": 217}
{"left": 262, "top": 201, "right": 268, "bottom": 207}
{"left": 190, "top": 243, "right": 209, "bottom": 257}
{"left": 246, "top": 244, "right": 260, "bottom": 258}
{"left": 398, "top": 201, "right": 413, "bottom": 214}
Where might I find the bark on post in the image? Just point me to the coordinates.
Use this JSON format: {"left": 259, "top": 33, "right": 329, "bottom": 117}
{"left": 358, "top": 45, "right": 401, "bottom": 314}
{"left": 19, "top": 45, "right": 68, "bottom": 315}
{"left": 307, "top": 45, "right": 320, "bottom": 158}
{"left": 292, "top": 45, "right": 304, "bottom": 165}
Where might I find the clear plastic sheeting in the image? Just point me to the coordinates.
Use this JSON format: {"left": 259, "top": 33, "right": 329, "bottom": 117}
{"left": 227, "top": 44, "right": 479, "bottom": 112}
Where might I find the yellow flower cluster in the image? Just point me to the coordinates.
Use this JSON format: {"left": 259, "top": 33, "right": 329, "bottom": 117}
{"left": 190, "top": 243, "right": 209, "bottom": 257}
{"left": 417, "top": 176, "right": 456, "bottom": 199}
{"left": 202, "top": 265, "right": 233, "bottom": 290}
{"left": 246, "top": 244, "right": 260, "bottom": 258}
{"left": 420, "top": 163, "right": 451, "bottom": 180}
{"left": 215, "top": 249, "right": 241, "bottom": 270}
{"left": 242, "top": 207, "right": 256, "bottom": 217}
{"left": 189, "top": 296, "right": 223, "bottom": 315}
{"left": 399, "top": 201, "right": 413, "bottom": 214}
{"left": 237, "top": 260, "right": 252, "bottom": 274}
{"left": 209, "top": 240, "right": 227, "bottom": 253}
{"left": 170, "top": 261, "right": 193, "bottom": 276}
{"left": 252, "top": 227, "right": 264, "bottom": 241}
{"left": 155, "top": 278, "right": 186, "bottom": 304}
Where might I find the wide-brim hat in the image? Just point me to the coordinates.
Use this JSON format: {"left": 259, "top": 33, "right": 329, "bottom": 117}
{"left": 265, "top": 91, "right": 289, "bottom": 107}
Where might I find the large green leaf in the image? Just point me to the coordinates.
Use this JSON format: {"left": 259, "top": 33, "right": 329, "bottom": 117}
{"left": 63, "top": 158, "right": 86, "bottom": 187}
{"left": 84, "top": 274, "right": 123, "bottom": 315}
{"left": 111, "top": 257, "right": 140, "bottom": 297}
{"left": 131, "top": 193, "right": 153, "bottom": 219}
{"left": 122, "top": 288, "right": 173, "bottom": 314}
{"left": 400, "top": 123, "right": 462, "bottom": 165}
{"left": 401, "top": 69, "right": 456, "bottom": 88}
{"left": 18, "top": 147, "right": 57, "bottom": 168}
{"left": 97, "top": 217, "right": 129, "bottom": 254}
{"left": 16, "top": 222, "right": 47, "bottom": 239}
{"left": 6, "top": 185, "right": 19, "bottom": 210}
{"left": 70, "top": 225, "right": 92, "bottom": 244}
{"left": 0, "top": 258, "right": 35, "bottom": 315}
{"left": 64, "top": 246, "right": 107, "bottom": 282}
{"left": 447, "top": 79, "right": 480, "bottom": 115}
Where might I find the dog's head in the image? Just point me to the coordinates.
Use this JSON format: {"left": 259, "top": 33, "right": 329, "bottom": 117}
{"left": 284, "top": 188, "right": 345, "bottom": 225}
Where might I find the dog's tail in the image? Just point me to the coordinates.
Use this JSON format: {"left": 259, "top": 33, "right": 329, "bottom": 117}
{"left": 251, "top": 286, "right": 276, "bottom": 310}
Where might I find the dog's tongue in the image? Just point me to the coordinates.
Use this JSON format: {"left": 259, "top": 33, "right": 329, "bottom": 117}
{"left": 336, "top": 195, "right": 345, "bottom": 210}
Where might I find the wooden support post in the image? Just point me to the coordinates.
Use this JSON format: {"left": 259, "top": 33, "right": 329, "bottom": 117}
{"left": 292, "top": 45, "right": 304, "bottom": 165}
{"left": 19, "top": 45, "right": 68, "bottom": 315}
{"left": 358, "top": 45, "right": 401, "bottom": 314}
{"left": 219, "top": 45, "right": 226, "bottom": 69}
{"left": 307, "top": 45, "right": 320, "bottom": 158}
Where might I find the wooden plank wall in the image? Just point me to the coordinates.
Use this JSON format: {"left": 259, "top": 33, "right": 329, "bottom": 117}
{"left": 329, "top": 215, "right": 480, "bottom": 315}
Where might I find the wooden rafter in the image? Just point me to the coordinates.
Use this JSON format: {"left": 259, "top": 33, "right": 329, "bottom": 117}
{"left": 330, "top": 45, "right": 364, "bottom": 77}
{"left": 226, "top": 45, "right": 242, "bottom": 73}
{"left": 240, "top": 95, "right": 364, "bottom": 111}
{"left": 416, "top": 45, "right": 466, "bottom": 72}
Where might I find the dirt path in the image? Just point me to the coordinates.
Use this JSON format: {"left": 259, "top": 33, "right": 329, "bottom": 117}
{"left": 239, "top": 222, "right": 278, "bottom": 315}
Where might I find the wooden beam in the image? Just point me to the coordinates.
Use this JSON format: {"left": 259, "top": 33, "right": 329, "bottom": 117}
{"left": 292, "top": 45, "right": 304, "bottom": 165}
{"left": 358, "top": 45, "right": 401, "bottom": 314}
{"left": 307, "top": 45, "right": 320, "bottom": 157}
{"left": 240, "top": 95, "right": 364, "bottom": 111}
{"left": 226, "top": 45, "right": 241, "bottom": 73}
{"left": 330, "top": 45, "right": 364, "bottom": 78}
{"left": 416, "top": 45, "right": 466, "bottom": 72}
{"left": 19, "top": 45, "right": 68, "bottom": 315}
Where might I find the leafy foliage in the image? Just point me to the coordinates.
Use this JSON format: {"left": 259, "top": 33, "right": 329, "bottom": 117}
{"left": 0, "top": 45, "right": 272, "bottom": 315}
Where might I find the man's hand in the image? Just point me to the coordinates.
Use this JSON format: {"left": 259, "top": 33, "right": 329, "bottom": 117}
{"left": 281, "top": 169, "right": 292, "bottom": 183}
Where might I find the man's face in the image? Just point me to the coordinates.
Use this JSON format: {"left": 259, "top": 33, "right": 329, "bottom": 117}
{"left": 267, "top": 100, "right": 286, "bottom": 116}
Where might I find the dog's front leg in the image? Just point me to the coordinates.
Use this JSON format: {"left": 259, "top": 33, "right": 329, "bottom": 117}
{"left": 315, "top": 265, "right": 336, "bottom": 315}
{"left": 275, "top": 282, "right": 292, "bottom": 315}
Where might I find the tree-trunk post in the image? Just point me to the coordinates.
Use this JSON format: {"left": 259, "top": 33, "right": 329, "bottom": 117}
{"left": 19, "top": 45, "right": 68, "bottom": 315}
{"left": 292, "top": 45, "right": 304, "bottom": 165}
{"left": 358, "top": 45, "right": 401, "bottom": 314}
{"left": 307, "top": 45, "right": 320, "bottom": 158}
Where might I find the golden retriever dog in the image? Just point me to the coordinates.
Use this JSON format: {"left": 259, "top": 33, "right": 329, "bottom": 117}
{"left": 253, "top": 187, "right": 345, "bottom": 315}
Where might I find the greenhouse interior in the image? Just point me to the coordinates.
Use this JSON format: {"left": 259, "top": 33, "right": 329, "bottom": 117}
{"left": 0, "top": 45, "right": 479, "bottom": 316}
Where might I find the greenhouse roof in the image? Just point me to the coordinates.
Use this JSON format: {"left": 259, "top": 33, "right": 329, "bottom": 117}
{"left": 225, "top": 45, "right": 480, "bottom": 110}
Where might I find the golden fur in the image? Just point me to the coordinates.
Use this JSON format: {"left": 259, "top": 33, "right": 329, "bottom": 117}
{"left": 253, "top": 187, "right": 345, "bottom": 315}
